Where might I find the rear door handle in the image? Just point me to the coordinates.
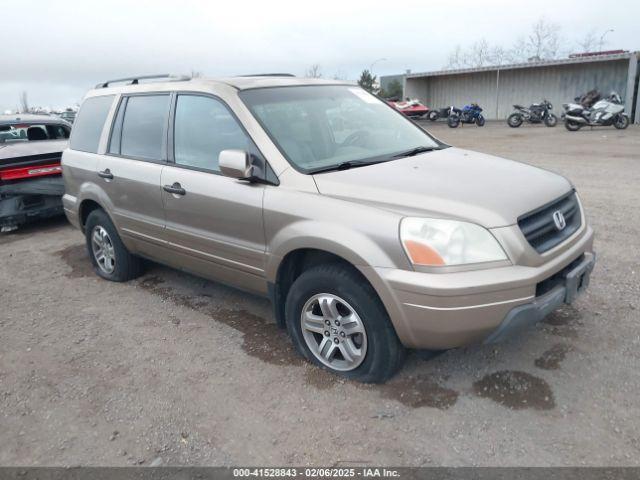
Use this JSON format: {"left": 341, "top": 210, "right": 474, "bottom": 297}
{"left": 163, "top": 182, "right": 186, "bottom": 196}
{"left": 97, "top": 169, "right": 114, "bottom": 180}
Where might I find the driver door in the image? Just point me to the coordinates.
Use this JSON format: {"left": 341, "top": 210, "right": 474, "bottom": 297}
{"left": 160, "top": 93, "right": 268, "bottom": 295}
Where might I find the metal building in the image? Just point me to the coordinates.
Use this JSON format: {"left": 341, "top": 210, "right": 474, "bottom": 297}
{"left": 384, "top": 52, "right": 640, "bottom": 123}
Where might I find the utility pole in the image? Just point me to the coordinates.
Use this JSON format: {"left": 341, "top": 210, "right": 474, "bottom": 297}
{"left": 369, "top": 58, "right": 387, "bottom": 76}
{"left": 599, "top": 29, "right": 614, "bottom": 51}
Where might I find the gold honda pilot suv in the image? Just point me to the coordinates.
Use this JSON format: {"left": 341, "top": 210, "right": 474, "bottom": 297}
{"left": 62, "top": 74, "right": 595, "bottom": 382}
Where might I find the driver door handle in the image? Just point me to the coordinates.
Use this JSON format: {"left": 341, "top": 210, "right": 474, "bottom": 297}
{"left": 163, "top": 182, "right": 186, "bottom": 196}
{"left": 97, "top": 169, "right": 114, "bottom": 180}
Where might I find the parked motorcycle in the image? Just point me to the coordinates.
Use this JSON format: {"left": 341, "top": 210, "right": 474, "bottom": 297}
{"left": 448, "top": 104, "right": 485, "bottom": 128}
{"left": 428, "top": 106, "right": 453, "bottom": 121}
{"left": 507, "top": 100, "right": 557, "bottom": 127}
{"left": 562, "top": 91, "right": 629, "bottom": 131}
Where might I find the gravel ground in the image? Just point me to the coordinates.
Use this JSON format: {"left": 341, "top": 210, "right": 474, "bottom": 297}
{"left": 1, "top": 122, "right": 639, "bottom": 467}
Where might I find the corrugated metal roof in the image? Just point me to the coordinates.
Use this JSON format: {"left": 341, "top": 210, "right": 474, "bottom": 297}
{"left": 406, "top": 52, "right": 638, "bottom": 79}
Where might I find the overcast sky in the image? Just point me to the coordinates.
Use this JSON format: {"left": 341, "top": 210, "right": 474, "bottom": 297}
{"left": 2, "top": 0, "right": 638, "bottom": 111}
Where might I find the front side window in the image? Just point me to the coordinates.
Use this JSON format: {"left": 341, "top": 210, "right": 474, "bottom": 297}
{"left": 173, "top": 94, "right": 253, "bottom": 172}
{"left": 239, "top": 85, "right": 441, "bottom": 173}
{"left": 70, "top": 95, "right": 114, "bottom": 153}
{"left": 120, "top": 95, "right": 170, "bottom": 160}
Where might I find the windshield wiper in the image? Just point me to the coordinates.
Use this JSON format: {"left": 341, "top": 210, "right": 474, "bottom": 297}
{"left": 391, "top": 146, "right": 441, "bottom": 158}
{"left": 309, "top": 159, "right": 389, "bottom": 174}
{"left": 309, "top": 145, "right": 445, "bottom": 174}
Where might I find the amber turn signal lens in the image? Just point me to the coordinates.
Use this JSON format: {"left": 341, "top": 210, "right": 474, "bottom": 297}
{"left": 402, "top": 240, "right": 445, "bottom": 266}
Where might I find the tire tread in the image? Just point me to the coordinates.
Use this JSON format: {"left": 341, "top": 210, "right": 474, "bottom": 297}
{"left": 285, "top": 263, "right": 405, "bottom": 383}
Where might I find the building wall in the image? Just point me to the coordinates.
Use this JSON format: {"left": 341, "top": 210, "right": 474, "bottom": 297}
{"left": 404, "top": 59, "right": 632, "bottom": 121}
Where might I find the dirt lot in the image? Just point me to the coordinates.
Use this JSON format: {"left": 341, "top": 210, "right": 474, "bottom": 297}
{"left": 1, "top": 122, "right": 639, "bottom": 467}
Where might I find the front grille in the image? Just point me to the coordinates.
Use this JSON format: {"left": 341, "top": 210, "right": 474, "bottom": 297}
{"left": 518, "top": 191, "right": 581, "bottom": 253}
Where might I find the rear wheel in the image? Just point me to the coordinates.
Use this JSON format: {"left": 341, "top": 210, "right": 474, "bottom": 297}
{"left": 476, "top": 115, "right": 485, "bottom": 127}
{"left": 564, "top": 119, "right": 582, "bottom": 132}
{"left": 85, "top": 209, "right": 142, "bottom": 282}
{"left": 507, "top": 113, "right": 523, "bottom": 128}
{"left": 544, "top": 113, "right": 558, "bottom": 127}
{"left": 614, "top": 114, "right": 629, "bottom": 130}
{"left": 428, "top": 110, "right": 439, "bottom": 121}
{"left": 447, "top": 116, "right": 460, "bottom": 128}
{"left": 285, "top": 264, "right": 405, "bottom": 383}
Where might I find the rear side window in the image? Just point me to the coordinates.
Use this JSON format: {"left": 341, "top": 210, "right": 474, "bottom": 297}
{"left": 70, "top": 95, "right": 114, "bottom": 153}
{"left": 119, "top": 95, "right": 170, "bottom": 160}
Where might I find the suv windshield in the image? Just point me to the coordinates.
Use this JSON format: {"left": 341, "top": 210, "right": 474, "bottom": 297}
{"left": 239, "top": 85, "right": 442, "bottom": 173}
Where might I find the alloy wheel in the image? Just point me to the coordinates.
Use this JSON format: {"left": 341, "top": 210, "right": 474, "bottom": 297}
{"left": 91, "top": 225, "right": 116, "bottom": 274}
{"left": 300, "top": 293, "right": 367, "bottom": 371}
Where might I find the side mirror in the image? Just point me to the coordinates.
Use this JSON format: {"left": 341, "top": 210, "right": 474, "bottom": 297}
{"left": 219, "top": 149, "right": 260, "bottom": 180}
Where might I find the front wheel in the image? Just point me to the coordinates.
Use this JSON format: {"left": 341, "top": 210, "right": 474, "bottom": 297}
{"left": 285, "top": 264, "right": 406, "bottom": 383}
{"left": 85, "top": 209, "right": 142, "bottom": 282}
{"left": 447, "top": 116, "right": 460, "bottom": 128}
{"left": 614, "top": 114, "right": 629, "bottom": 130}
{"left": 476, "top": 115, "right": 485, "bottom": 127}
{"left": 507, "top": 113, "right": 523, "bottom": 128}
{"left": 544, "top": 113, "right": 558, "bottom": 127}
{"left": 564, "top": 119, "right": 582, "bottom": 132}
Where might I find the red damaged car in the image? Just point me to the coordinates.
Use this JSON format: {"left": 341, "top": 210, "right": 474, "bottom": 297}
{"left": 0, "top": 114, "right": 70, "bottom": 232}
{"left": 387, "top": 98, "right": 430, "bottom": 118}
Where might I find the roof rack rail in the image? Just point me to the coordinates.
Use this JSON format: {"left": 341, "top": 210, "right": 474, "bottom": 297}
{"left": 237, "top": 73, "right": 296, "bottom": 77}
{"left": 95, "top": 74, "right": 191, "bottom": 89}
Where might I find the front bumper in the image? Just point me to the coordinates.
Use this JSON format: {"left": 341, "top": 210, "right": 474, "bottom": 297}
{"left": 483, "top": 252, "right": 595, "bottom": 344}
{"left": 366, "top": 225, "right": 595, "bottom": 350}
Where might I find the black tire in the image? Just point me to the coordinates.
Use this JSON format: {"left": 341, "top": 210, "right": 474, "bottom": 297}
{"left": 564, "top": 120, "right": 582, "bottom": 132}
{"left": 507, "top": 113, "right": 523, "bottom": 128}
{"left": 447, "top": 116, "right": 460, "bottom": 128}
{"left": 544, "top": 113, "right": 558, "bottom": 127}
{"left": 614, "top": 114, "right": 629, "bottom": 130}
{"left": 85, "top": 209, "right": 142, "bottom": 282}
{"left": 476, "top": 115, "right": 485, "bottom": 127}
{"left": 428, "top": 110, "right": 439, "bottom": 121}
{"left": 285, "top": 263, "right": 406, "bottom": 383}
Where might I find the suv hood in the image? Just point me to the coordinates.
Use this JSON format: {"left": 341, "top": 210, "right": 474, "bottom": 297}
{"left": 312, "top": 147, "right": 572, "bottom": 228}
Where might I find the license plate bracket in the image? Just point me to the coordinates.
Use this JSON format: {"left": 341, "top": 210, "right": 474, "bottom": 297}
{"left": 564, "top": 254, "right": 596, "bottom": 304}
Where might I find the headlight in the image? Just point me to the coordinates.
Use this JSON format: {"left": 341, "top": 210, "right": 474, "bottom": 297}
{"left": 400, "top": 217, "right": 507, "bottom": 267}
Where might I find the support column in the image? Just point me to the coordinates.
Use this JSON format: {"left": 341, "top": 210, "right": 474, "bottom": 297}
{"left": 495, "top": 69, "right": 501, "bottom": 121}
{"left": 625, "top": 53, "right": 639, "bottom": 123}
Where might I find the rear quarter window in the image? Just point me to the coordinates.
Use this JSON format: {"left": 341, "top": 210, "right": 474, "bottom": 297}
{"left": 70, "top": 95, "right": 115, "bottom": 153}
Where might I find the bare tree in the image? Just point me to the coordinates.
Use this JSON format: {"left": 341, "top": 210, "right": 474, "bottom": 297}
{"left": 576, "top": 29, "right": 599, "bottom": 53}
{"left": 446, "top": 45, "right": 465, "bottom": 69}
{"left": 190, "top": 69, "right": 202, "bottom": 78}
{"left": 19, "top": 91, "right": 29, "bottom": 113}
{"left": 507, "top": 37, "right": 529, "bottom": 63}
{"left": 526, "top": 17, "right": 561, "bottom": 60}
{"left": 469, "top": 39, "right": 492, "bottom": 67}
{"left": 305, "top": 64, "right": 322, "bottom": 78}
{"left": 488, "top": 46, "right": 510, "bottom": 66}
{"left": 446, "top": 40, "right": 492, "bottom": 69}
{"left": 444, "top": 16, "right": 565, "bottom": 69}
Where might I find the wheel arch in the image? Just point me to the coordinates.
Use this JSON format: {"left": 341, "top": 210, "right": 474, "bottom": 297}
{"left": 269, "top": 247, "right": 389, "bottom": 330}
{"left": 74, "top": 182, "right": 116, "bottom": 232}
{"left": 78, "top": 199, "right": 104, "bottom": 231}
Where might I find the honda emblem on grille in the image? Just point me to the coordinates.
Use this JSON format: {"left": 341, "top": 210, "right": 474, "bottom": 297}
{"left": 552, "top": 210, "right": 566, "bottom": 231}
